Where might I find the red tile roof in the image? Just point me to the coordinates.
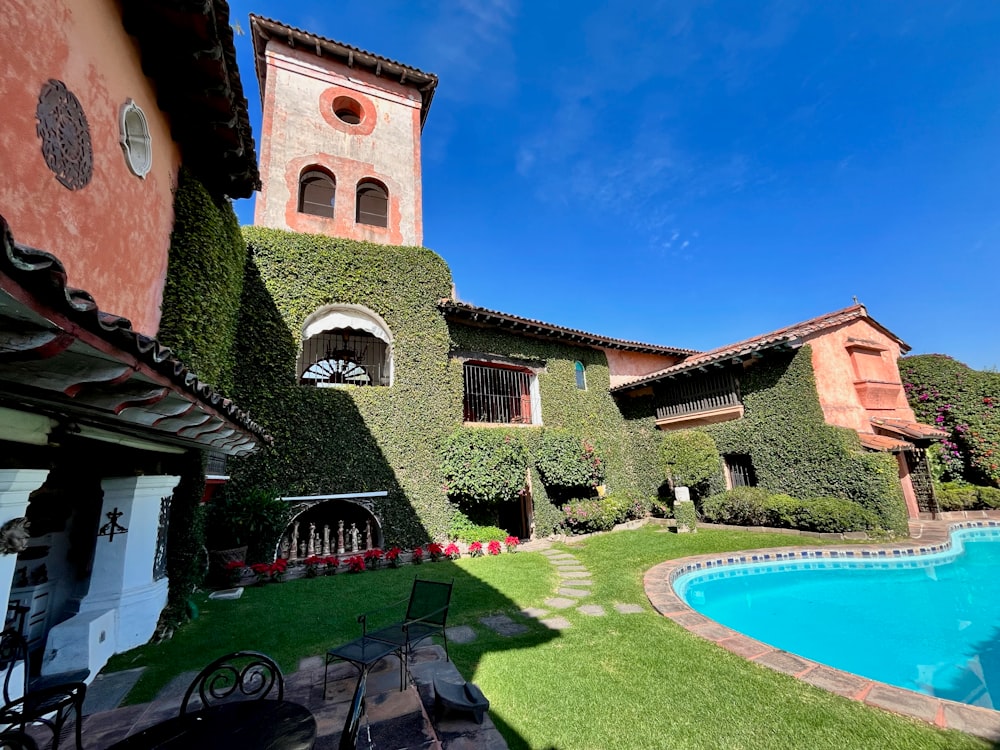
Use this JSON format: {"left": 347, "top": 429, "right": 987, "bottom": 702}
{"left": 249, "top": 15, "right": 439, "bottom": 127}
{"left": 611, "top": 304, "right": 909, "bottom": 392}
{"left": 858, "top": 433, "right": 913, "bottom": 452}
{"left": 870, "top": 417, "right": 947, "bottom": 440}
{"left": 438, "top": 300, "right": 697, "bottom": 355}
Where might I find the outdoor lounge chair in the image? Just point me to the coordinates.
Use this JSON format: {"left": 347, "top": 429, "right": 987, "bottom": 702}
{"left": 0, "top": 629, "right": 87, "bottom": 750}
{"left": 359, "top": 578, "right": 453, "bottom": 690}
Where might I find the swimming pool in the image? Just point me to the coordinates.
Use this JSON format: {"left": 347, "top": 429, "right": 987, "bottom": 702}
{"left": 673, "top": 527, "right": 1000, "bottom": 709}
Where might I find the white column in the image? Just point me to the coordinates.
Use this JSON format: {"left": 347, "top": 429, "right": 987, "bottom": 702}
{"left": 0, "top": 469, "right": 50, "bottom": 614}
{"left": 78, "top": 475, "right": 179, "bottom": 650}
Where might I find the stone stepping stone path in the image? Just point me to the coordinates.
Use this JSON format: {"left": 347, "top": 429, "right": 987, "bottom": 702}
{"left": 480, "top": 614, "right": 529, "bottom": 637}
{"left": 537, "top": 547, "right": 647, "bottom": 627}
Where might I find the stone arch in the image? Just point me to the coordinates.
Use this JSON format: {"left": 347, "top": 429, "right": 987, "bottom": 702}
{"left": 275, "top": 495, "right": 385, "bottom": 561}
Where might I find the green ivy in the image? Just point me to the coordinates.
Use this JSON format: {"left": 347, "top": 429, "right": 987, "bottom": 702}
{"left": 660, "top": 430, "right": 721, "bottom": 491}
{"left": 702, "top": 348, "right": 908, "bottom": 535}
{"left": 227, "top": 227, "right": 460, "bottom": 546}
{"left": 439, "top": 429, "right": 528, "bottom": 505}
{"left": 533, "top": 429, "right": 606, "bottom": 493}
{"left": 162, "top": 450, "right": 207, "bottom": 626}
{"left": 900, "top": 354, "right": 1000, "bottom": 486}
{"left": 158, "top": 168, "right": 247, "bottom": 394}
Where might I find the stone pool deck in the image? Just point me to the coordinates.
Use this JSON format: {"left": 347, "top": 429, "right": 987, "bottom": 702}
{"left": 644, "top": 518, "right": 1000, "bottom": 741}
{"left": 73, "top": 644, "right": 504, "bottom": 749}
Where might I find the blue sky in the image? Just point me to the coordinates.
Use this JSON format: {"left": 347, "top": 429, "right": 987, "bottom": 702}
{"left": 228, "top": 1, "right": 1000, "bottom": 370}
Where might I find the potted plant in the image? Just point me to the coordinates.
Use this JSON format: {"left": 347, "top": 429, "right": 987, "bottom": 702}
{"left": 206, "top": 488, "right": 291, "bottom": 581}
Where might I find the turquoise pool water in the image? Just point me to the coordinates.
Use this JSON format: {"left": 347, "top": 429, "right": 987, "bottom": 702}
{"left": 674, "top": 529, "right": 1000, "bottom": 709}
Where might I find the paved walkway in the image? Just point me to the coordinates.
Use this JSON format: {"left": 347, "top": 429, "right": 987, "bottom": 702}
{"left": 66, "top": 644, "right": 503, "bottom": 750}
{"left": 643, "top": 518, "right": 1000, "bottom": 742}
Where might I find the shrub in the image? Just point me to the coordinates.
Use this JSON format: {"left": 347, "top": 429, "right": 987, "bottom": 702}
{"left": 448, "top": 520, "right": 509, "bottom": 544}
{"left": 794, "top": 497, "right": 879, "bottom": 533}
{"left": 936, "top": 482, "right": 979, "bottom": 511}
{"left": 440, "top": 429, "right": 528, "bottom": 505}
{"left": 600, "top": 494, "right": 634, "bottom": 525}
{"left": 701, "top": 487, "right": 772, "bottom": 526}
{"left": 761, "top": 494, "right": 802, "bottom": 528}
{"left": 562, "top": 498, "right": 617, "bottom": 534}
{"left": 534, "top": 429, "right": 606, "bottom": 491}
{"left": 207, "top": 487, "right": 291, "bottom": 564}
{"left": 978, "top": 486, "right": 1000, "bottom": 509}
{"left": 674, "top": 501, "right": 698, "bottom": 532}
{"left": 660, "top": 430, "right": 721, "bottom": 491}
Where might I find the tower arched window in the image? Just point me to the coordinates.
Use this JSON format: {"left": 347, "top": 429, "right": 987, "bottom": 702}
{"left": 356, "top": 180, "right": 388, "bottom": 227}
{"left": 298, "top": 169, "right": 336, "bottom": 218}
{"left": 574, "top": 361, "right": 587, "bottom": 390}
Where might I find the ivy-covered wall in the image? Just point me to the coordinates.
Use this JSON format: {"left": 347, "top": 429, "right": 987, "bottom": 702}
{"left": 700, "top": 347, "right": 908, "bottom": 535}
{"left": 156, "top": 169, "right": 246, "bottom": 613}
{"left": 227, "top": 227, "right": 461, "bottom": 545}
{"left": 225, "top": 227, "right": 667, "bottom": 543}
{"left": 449, "top": 326, "right": 666, "bottom": 533}
{"left": 157, "top": 168, "right": 247, "bottom": 394}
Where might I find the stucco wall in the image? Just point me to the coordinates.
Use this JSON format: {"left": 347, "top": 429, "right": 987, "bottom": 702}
{"left": 0, "top": 0, "right": 181, "bottom": 336}
{"left": 254, "top": 43, "right": 424, "bottom": 246}
{"left": 603, "top": 348, "right": 682, "bottom": 387}
{"left": 807, "top": 319, "right": 916, "bottom": 433}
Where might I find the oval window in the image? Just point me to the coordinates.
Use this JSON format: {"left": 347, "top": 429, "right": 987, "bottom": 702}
{"left": 119, "top": 99, "right": 152, "bottom": 178}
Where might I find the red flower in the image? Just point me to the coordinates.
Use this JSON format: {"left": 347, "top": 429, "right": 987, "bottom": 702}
{"left": 504, "top": 536, "right": 519, "bottom": 550}
{"left": 427, "top": 542, "right": 444, "bottom": 561}
{"left": 487, "top": 540, "right": 502, "bottom": 556}
{"left": 444, "top": 543, "right": 460, "bottom": 559}
{"left": 224, "top": 560, "right": 245, "bottom": 571}
{"left": 468, "top": 541, "right": 483, "bottom": 557}
{"left": 385, "top": 547, "right": 401, "bottom": 560}
{"left": 324, "top": 555, "right": 340, "bottom": 566}
{"left": 347, "top": 555, "right": 366, "bottom": 573}
{"left": 412, "top": 546, "right": 425, "bottom": 563}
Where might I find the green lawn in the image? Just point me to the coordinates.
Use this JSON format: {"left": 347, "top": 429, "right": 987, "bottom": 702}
{"left": 106, "top": 527, "right": 988, "bottom": 749}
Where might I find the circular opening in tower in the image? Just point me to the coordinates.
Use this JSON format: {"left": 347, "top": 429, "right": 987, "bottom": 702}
{"left": 333, "top": 96, "right": 363, "bottom": 125}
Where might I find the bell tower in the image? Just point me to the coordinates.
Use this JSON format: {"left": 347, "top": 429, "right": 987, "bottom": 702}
{"left": 250, "top": 16, "right": 437, "bottom": 246}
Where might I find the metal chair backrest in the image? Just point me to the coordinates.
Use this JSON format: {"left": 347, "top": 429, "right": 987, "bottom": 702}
{"left": 0, "top": 630, "right": 28, "bottom": 707}
{"left": 180, "top": 650, "right": 284, "bottom": 715}
{"left": 339, "top": 671, "right": 367, "bottom": 750}
{"left": 404, "top": 579, "right": 453, "bottom": 626}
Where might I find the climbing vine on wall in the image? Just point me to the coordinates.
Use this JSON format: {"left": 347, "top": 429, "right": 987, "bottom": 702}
{"left": 900, "top": 354, "right": 1000, "bottom": 487}
{"left": 227, "top": 227, "right": 461, "bottom": 546}
{"left": 157, "top": 168, "right": 247, "bottom": 394}
{"left": 702, "top": 347, "right": 908, "bottom": 535}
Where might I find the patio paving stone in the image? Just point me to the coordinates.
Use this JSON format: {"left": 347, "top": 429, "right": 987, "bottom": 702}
{"left": 942, "top": 702, "right": 1000, "bottom": 741}
{"left": 752, "top": 650, "right": 813, "bottom": 677}
{"left": 557, "top": 571, "right": 591, "bottom": 579}
{"left": 479, "top": 614, "right": 529, "bottom": 637}
{"left": 519, "top": 607, "right": 548, "bottom": 619}
{"left": 446, "top": 625, "right": 478, "bottom": 644}
{"left": 864, "top": 683, "right": 940, "bottom": 723}
{"left": 798, "top": 665, "right": 870, "bottom": 698}
{"left": 577, "top": 605, "right": 605, "bottom": 616}
{"left": 556, "top": 587, "right": 589, "bottom": 599}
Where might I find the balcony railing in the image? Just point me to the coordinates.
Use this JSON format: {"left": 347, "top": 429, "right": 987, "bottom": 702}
{"left": 656, "top": 371, "right": 741, "bottom": 421}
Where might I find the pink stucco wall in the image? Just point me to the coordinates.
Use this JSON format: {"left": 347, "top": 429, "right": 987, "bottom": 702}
{"left": 255, "top": 43, "right": 424, "bottom": 246}
{"left": 805, "top": 318, "right": 917, "bottom": 434}
{"left": 0, "top": 0, "right": 181, "bottom": 336}
{"left": 603, "top": 349, "right": 684, "bottom": 388}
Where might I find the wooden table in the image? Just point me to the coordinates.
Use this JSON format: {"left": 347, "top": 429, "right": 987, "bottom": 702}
{"left": 107, "top": 699, "right": 316, "bottom": 749}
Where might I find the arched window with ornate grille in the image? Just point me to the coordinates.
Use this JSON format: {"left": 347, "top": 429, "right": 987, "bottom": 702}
{"left": 297, "top": 305, "right": 393, "bottom": 387}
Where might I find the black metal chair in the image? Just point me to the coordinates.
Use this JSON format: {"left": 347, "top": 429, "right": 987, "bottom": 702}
{"left": 180, "top": 651, "right": 284, "bottom": 715}
{"left": 0, "top": 629, "right": 87, "bottom": 750}
{"left": 360, "top": 578, "right": 453, "bottom": 690}
{"left": 338, "top": 672, "right": 367, "bottom": 750}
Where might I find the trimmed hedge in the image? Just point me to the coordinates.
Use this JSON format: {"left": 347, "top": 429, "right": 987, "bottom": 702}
{"left": 440, "top": 429, "right": 528, "bottom": 505}
{"left": 534, "top": 429, "right": 605, "bottom": 493}
{"left": 936, "top": 482, "right": 1000, "bottom": 511}
{"left": 660, "top": 429, "right": 720, "bottom": 492}
{"left": 701, "top": 348, "right": 908, "bottom": 535}
{"left": 900, "top": 354, "right": 1000, "bottom": 486}
{"left": 702, "top": 487, "right": 879, "bottom": 533}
